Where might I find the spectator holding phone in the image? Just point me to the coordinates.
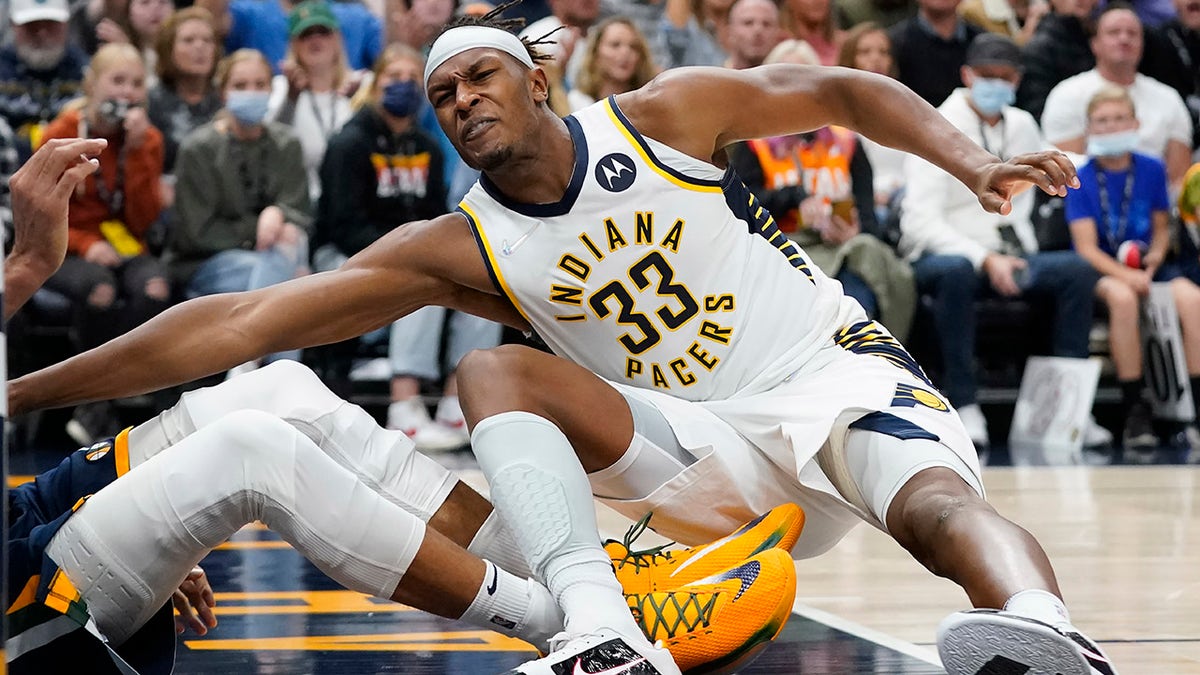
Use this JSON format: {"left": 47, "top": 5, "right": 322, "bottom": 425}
{"left": 1066, "top": 86, "right": 1200, "bottom": 456}
{"left": 39, "top": 42, "right": 170, "bottom": 353}
{"left": 38, "top": 42, "right": 170, "bottom": 442}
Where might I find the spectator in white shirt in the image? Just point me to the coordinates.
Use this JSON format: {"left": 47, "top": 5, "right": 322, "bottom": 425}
{"left": 1040, "top": 3, "right": 1193, "bottom": 187}
{"left": 900, "top": 34, "right": 1102, "bottom": 448}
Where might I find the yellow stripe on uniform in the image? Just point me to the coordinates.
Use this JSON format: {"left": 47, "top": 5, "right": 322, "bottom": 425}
{"left": 459, "top": 204, "right": 532, "bottom": 325}
{"left": 114, "top": 426, "right": 133, "bottom": 476}
{"left": 6, "top": 576, "right": 40, "bottom": 615}
{"left": 603, "top": 100, "right": 722, "bottom": 194}
{"left": 44, "top": 569, "right": 81, "bottom": 615}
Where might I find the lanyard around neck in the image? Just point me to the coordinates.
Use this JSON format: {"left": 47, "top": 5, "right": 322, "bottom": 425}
{"left": 977, "top": 117, "right": 1007, "bottom": 160}
{"left": 1095, "top": 162, "right": 1136, "bottom": 253}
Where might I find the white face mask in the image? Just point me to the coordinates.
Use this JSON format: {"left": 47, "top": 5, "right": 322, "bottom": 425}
{"left": 1086, "top": 130, "right": 1140, "bottom": 157}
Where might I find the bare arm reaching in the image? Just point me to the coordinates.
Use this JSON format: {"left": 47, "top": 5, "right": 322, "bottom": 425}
{"left": 619, "top": 65, "right": 1079, "bottom": 216}
{"left": 8, "top": 214, "right": 523, "bottom": 415}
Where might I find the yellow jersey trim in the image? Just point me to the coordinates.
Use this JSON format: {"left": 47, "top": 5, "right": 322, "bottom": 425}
{"left": 458, "top": 204, "right": 532, "bottom": 325}
{"left": 603, "top": 99, "right": 723, "bottom": 194}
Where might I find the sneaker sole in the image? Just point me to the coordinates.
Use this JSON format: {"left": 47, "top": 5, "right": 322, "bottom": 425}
{"left": 938, "top": 612, "right": 1095, "bottom": 675}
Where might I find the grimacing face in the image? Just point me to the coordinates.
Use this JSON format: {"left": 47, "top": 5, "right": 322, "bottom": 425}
{"left": 426, "top": 49, "right": 547, "bottom": 172}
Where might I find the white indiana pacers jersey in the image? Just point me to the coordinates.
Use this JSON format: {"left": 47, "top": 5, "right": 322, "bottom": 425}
{"left": 458, "top": 97, "right": 863, "bottom": 401}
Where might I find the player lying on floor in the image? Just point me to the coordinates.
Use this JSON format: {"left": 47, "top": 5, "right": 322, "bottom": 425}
{"left": 7, "top": 362, "right": 801, "bottom": 674}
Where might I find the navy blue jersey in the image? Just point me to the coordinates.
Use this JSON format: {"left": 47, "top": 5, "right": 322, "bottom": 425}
{"left": 6, "top": 430, "right": 176, "bottom": 675}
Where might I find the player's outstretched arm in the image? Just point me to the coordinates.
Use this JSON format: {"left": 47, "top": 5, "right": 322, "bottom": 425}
{"left": 8, "top": 214, "right": 517, "bottom": 416}
{"left": 620, "top": 65, "right": 1077, "bottom": 216}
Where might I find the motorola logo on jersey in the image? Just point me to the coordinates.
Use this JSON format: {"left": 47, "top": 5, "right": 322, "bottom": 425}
{"left": 595, "top": 153, "right": 637, "bottom": 192}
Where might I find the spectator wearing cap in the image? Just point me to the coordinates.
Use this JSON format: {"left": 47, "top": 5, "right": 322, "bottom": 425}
{"left": 196, "top": 0, "right": 382, "bottom": 73}
{"left": 887, "top": 0, "right": 984, "bottom": 106}
{"left": 899, "top": 33, "right": 1103, "bottom": 449}
{"left": 1041, "top": 4, "right": 1192, "bottom": 188}
{"left": 267, "top": 0, "right": 353, "bottom": 201}
{"left": 0, "top": 0, "right": 88, "bottom": 150}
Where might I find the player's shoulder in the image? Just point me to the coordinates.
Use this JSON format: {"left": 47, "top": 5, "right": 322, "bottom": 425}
{"left": 613, "top": 67, "right": 732, "bottom": 149}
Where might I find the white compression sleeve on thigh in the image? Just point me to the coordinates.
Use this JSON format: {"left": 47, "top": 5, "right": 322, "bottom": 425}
{"left": 472, "top": 412, "right": 638, "bottom": 637}
{"left": 127, "top": 360, "right": 458, "bottom": 522}
{"left": 49, "top": 410, "right": 428, "bottom": 645}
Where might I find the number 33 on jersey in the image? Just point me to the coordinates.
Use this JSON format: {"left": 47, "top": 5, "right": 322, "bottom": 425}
{"left": 458, "top": 97, "right": 856, "bottom": 402}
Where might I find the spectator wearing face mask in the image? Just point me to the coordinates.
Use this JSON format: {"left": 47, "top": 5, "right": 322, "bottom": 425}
{"left": 899, "top": 34, "right": 1103, "bottom": 450}
{"left": 171, "top": 48, "right": 312, "bottom": 369}
{"left": 1066, "top": 87, "right": 1200, "bottom": 457}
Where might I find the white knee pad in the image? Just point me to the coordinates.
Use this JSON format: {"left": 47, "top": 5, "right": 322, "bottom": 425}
{"left": 472, "top": 412, "right": 602, "bottom": 579}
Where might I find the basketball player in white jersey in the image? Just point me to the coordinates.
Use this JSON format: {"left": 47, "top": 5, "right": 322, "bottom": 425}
{"left": 9, "top": 6, "right": 1118, "bottom": 674}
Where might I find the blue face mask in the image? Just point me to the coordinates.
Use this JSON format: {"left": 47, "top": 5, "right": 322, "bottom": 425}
{"left": 1087, "top": 130, "right": 1139, "bottom": 157}
{"left": 226, "top": 90, "right": 271, "bottom": 126}
{"left": 381, "top": 80, "right": 423, "bottom": 118}
{"left": 969, "top": 77, "right": 1016, "bottom": 117}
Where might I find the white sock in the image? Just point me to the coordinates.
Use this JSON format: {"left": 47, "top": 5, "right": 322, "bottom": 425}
{"left": 471, "top": 412, "right": 641, "bottom": 640}
{"left": 468, "top": 510, "right": 532, "bottom": 579}
{"left": 1003, "top": 589, "right": 1070, "bottom": 626}
{"left": 460, "top": 560, "right": 564, "bottom": 652}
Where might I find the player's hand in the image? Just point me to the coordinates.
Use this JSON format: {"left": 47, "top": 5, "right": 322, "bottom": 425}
{"left": 123, "top": 106, "right": 150, "bottom": 149}
{"left": 8, "top": 138, "right": 106, "bottom": 277}
{"left": 974, "top": 151, "right": 1079, "bottom": 216}
{"left": 983, "top": 253, "right": 1027, "bottom": 297}
{"left": 172, "top": 567, "right": 217, "bottom": 636}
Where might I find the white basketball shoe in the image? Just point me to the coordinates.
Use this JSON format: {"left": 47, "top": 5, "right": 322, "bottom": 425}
{"left": 501, "top": 627, "right": 681, "bottom": 675}
{"left": 938, "top": 609, "right": 1118, "bottom": 675}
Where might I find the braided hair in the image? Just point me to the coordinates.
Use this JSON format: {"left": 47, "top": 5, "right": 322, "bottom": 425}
{"left": 435, "top": 0, "right": 558, "bottom": 65}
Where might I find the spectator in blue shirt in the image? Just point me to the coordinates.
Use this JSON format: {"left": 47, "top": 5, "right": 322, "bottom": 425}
{"left": 198, "top": 0, "right": 382, "bottom": 72}
{"left": 1066, "top": 86, "right": 1200, "bottom": 455}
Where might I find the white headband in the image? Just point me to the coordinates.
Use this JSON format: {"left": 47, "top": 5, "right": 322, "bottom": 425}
{"left": 424, "top": 26, "right": 535, "bottom": 87}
